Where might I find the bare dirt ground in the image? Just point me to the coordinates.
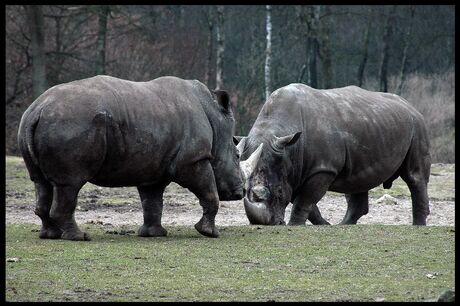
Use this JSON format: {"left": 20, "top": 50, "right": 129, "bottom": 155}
{"left": 5, "top": 183, "right": 455, "bottom": 228}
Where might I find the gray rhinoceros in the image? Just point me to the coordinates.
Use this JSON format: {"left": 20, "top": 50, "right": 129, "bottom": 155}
{"left": 18, "top": 75, "right": 258, "bottom": 240}
{"left": 237, "top": 84, "right": 431, "bottom": 226}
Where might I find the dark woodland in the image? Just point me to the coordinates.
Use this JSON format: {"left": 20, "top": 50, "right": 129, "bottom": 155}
{"left": 5, "top": 5, "right": 455, "bottom": 162}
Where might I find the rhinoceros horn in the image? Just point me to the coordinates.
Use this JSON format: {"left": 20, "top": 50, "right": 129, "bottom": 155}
{"left": 239, "top": 143, "right": 263, "bottom": 181}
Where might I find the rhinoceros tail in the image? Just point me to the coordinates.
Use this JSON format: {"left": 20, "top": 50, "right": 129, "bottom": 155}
{"left": 383, "top": 180, "right": 393, "bottom": 189}
{"left": 18, "top": 109, "right": 41, "bottom": 167}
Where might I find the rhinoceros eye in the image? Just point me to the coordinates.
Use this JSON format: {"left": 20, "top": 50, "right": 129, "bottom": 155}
{"left": 277, "top": 186, "right": 283, "bottom": 195}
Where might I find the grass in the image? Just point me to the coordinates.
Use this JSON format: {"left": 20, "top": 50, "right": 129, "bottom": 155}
{"left": 5, "top": 156, "right": 455, "bottom": 301}
{"left": 5, "top": 224, "right": 455, "bottom": 302}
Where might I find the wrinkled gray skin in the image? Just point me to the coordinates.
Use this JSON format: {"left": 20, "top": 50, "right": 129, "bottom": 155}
{"left": 238, "top": 83, "right": 431, "bottom": 226}
{"left": 18, "top": 75, "right": 244, "bottom": 240}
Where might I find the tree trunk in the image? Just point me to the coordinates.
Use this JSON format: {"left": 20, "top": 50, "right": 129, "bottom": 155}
{"left": 357, "top": 8, "right": 372, "bottom": 87}
{"left": 25, "top": 5, "right": 48, "bottom": 99}
{"left": 296, "top": 6, "right": 311, "bottom": 84}
{"left": 397, "top": 6, "right": 415, "bottom": 95}
{"left": 379, "top": 6, "right": 396, "bottom": 92}
{"left": 215, "top": 5, "right": 225, "bottom": 90}
{"left": 308, "top": 6, "right": 319, "bottom": 88}
{"left": 95, "top": 5, "right": 109, "bottom": 75}
{"left": 204, "top": 6, "right": 214, "bottom": 88}
{"left": 264, "top": 5, "right": 272, "bottom": 100}
{"left": 308, "top": 38, "right": 317, "bottom": 87}
{"left": 297, "top": 63, "right": 307, "bottom": 83}
{"left": 318, "top": 5, "right": 333, "bottom": 89}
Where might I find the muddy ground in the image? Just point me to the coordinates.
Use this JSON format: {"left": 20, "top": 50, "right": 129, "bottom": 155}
{"left": 5, "top": 161, "right": 455, "bottom": 228}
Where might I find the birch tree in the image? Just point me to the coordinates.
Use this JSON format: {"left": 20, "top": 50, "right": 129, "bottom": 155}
{"left": 215, "top": 5, "right": 225, "bottom": 89}
{"left": 264, "top": 5, "right": 272, "bottom": 100}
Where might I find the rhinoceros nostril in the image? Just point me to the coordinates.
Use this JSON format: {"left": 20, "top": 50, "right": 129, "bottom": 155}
{"left": 252, "top": 185, "right": 270, "bottom": 201}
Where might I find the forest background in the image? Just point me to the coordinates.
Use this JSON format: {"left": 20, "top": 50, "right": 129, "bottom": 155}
{"left": 5, "top": 5, "right": 455, "bottom": 162}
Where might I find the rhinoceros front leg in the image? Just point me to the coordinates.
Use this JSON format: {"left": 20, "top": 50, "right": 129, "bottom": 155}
{"left": 137, "top": 184, "right": 168, "bottom": 237}
{"left": 288, "top": 173, "right": 335, "bottom": 226}
{"left": 339, "top": 192, "right": 369, "bottom": 225}
{"left": 49, "top": 183, "right": 90, "bottom": 241}
{"left": 307, "top": 203, "right": 331, "bottom": 225}
{"left": 176, "top": 160, "right": 220, "bottom": 238}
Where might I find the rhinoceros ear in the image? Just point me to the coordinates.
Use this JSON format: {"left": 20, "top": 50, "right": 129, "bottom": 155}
{"left": 236, "top": 137, "right": 247, "bottom": 155}
{"left": 233, "top": 136, "right": 244, "bottom": 145}
{"left": 213, "top": 90, "right": 230, "bottom": 112}
{"left": 274, "top": 132, "right": 302, "bottom": 149}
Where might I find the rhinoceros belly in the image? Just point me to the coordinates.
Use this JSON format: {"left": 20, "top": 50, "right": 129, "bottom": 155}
{"left": 327, "top": 127, "right": 411, "bottom": 193}
{"left": 88, "top": 123, "right": 177, "bottom": 187}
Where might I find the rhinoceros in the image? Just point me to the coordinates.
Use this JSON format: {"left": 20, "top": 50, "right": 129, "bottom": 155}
{"left": 18, "top": 75, "right": 259, "bottom": 240}
{"left": 237, "top": 83, "right": 431, "bottom": 226}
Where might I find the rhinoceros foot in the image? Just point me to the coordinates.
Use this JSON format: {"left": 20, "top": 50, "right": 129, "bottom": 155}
{"left": 194, "top": 218, "right": 219, "bottom": 238}
{"left": 138, "top": 224, "right": 168, "bottom": 237}
{"left": 61, "top": 230, "right": 91, "bottom": 241}
{"left": 287, "top": 220, "right": 306, "bottom": 226}
{"left": 38, "top": 227, "right": 63, "bottom": 239}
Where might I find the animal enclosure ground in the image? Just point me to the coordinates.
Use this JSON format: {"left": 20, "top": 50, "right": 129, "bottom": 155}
{"left": 5, "top": 156, "right": 455, "bottom": 227}
{"left": 5, "top": 156, "right": 456, "bottom": 301}
{"left": 5, "top": 224, "right": 455, "bottom": 302}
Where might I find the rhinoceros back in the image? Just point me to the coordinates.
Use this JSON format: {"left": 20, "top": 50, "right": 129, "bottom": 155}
{"left": 18, "top": 75, "right": 214, "bottom": 187}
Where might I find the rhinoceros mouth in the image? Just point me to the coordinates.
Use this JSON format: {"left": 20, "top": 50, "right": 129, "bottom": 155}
{"left": 244, "top": 197, "right": 271, "bottom": 224}
{"left": 218, "top": 186, "right": 244, "bottom": 201}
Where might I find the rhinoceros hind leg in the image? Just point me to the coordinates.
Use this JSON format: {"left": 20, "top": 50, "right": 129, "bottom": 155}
{"left": 400, "top": 155, "right": 430, "bottom": 225}
{"left": 406, "top": 184, "right": 429, "bottom": 225}
{"left": 339, "top": 192, "right": 369, "bottom": 225}
{"left": 49, "top": 183, "right": 90, "bottom": 241}
{"left": 33, "top": 180, "right": 64, "bottom": 239}
{"left": 176, "top": 160, "right": 220, "bottom": 238}
{"left": 137, "top": 184, "right": 168, "bottom": 237}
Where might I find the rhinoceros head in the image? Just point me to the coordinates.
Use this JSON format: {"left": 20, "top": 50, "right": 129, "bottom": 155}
{"left": 210, "top": 90, "right": 245, "bottom": 201}
{"left": 237, "top": 132, "right": 302, "bottom": 225}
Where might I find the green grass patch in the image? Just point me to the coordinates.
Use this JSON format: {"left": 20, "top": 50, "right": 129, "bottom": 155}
{"left": 6, "top": 224, "right": 455, "bottom": 302}
{"left": 5, "top": 156, "right": 36, "bottom": 200}
{"left": 95, "top": 198, "right": 135, "bottom": 206}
